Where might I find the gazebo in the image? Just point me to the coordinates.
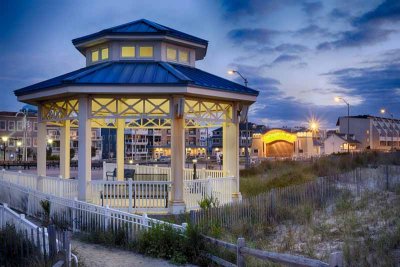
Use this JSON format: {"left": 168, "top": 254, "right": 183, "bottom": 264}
{"left": 14, "top": 19, "right": 259, "bottom": 213}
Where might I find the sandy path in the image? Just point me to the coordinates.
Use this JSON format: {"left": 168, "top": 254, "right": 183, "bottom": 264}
{"left": 72, "top": 240, "right": 197, "bottom": 267}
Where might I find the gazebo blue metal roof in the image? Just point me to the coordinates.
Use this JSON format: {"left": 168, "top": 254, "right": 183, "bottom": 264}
{"left": 14, "top": 61, "right": 259, "bottom": 97}
{"left": 72, "top": 19, "right": 208, "bottom": 47}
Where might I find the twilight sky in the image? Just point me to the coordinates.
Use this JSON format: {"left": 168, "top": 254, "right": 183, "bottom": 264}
{"left": 1, "top": 0, "right": 399, "bottom": 128}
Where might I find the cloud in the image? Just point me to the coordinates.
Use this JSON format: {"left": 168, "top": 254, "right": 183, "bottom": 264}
{"left": 274, "top": 43, "right": 308, "bottom": 53}
{"left": 219, "top": 0, "right": 295, "bottom": 20}
{"left": 272, "top": 54, "right": 301, "bottom": 64}
{"left": 317, "top": 26, "right": 394, "bottom": 50}
{"left": 227, "top": 28, "right": 280, "bottom": 45}
{"left": 317, "top": 0, "right": 400, "bottom": 50}
{"left": 294, "top": 24, "right": 332, "bottom": 37}
{"left": 329, "top": 8, "right": 349, "bottom": 19}
{"left": 302, "top": 1, "right": 323, "bottom": 16}
{"left": 352, "top": 0, "right": 400, "bottom": 26}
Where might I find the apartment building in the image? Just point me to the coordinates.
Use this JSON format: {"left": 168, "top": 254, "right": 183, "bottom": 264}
{"left": 337, "top": 115, "right": 400, "bottom": 151}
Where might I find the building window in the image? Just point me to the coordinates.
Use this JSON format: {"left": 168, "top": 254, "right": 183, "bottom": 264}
{"left": 8, "top": 139, "right": 15, "bottom": 147}
{"left": 101, "top": 48, "right": 109, "bottom": 60}
{"left": 26, "top": 137, "right": 31, "bottom": 147}
{"left": 0, "top": 120, "right": 5, "bottom": 131}
{"left": 8, "top": 121, "right": 15, "bottom": 131}
{"left": 179, "top": 50, "right": 189, "bottom": 63}
{"left": 121, "top": 46, "right": 135, "bottom": 58}
{"left": 139, "top": 46, "right": 153, "bottom": 58}
{"left": 91, "top": 50, "right": 99, "bottom": 62}
{"left": 167, "top": 47, "right": 177, "bottom": 61}
{"left": 17, "top": 121, "right": 23, "bottom": 131}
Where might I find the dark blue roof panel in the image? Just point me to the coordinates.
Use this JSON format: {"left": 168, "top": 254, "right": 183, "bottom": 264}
{"left": 14, "top": 61, "right": 259, "bottom": 97}
{"left": 72, "top": 19, "right": 208, "bottom": 46}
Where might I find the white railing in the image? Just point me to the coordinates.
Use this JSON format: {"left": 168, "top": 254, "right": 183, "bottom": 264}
{"left": 103, "top": 162, "right": 225, "bottom": 182}
{"left": 103, "top": 162, "right": 171, "bottom": 181}
{"left": 183, "top": 168, "right": 225, "bottom": 181}
{"left": 89, "top": 179, "right": 172, "bottom": 213}
{"left": 0, "top": 203, "right": 48, "bottom": 253}
{"left": 183, "top": 176, "right": 235, "bottom": 210}
{"left": 0, "top": 180, "right": 185, "bottom": 241}
{"left": 0, "top": 170, "right": 78, "bottom": 199}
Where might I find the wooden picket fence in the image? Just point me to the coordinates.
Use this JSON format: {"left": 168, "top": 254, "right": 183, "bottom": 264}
{"left": 190, "top": 165, "right": 400, "bottom": 229}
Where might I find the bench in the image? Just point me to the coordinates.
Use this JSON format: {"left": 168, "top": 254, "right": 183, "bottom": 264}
{"left": 105, "top": 168, "right": 135, "bottom": 181}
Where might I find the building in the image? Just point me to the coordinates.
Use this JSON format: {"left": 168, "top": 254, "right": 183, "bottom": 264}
{"left": 101, "top": 127, "right": 210, "bottom": 160}
{"left": 251, "top": 128, "right": 322, "bottom": 158}
{"left": 211, "top": 122, "right": 256, "bottom": 157}
{"left": 323, "top": 133, "right": 360, "bottom": 154}
{"left": 0, "top": 110, "right": 102, "bottom": 161}
{"left": 337, "top": 115, "right": 400, "bottom": 151}
{"left": 0, "top": 111, "right": 38, "bottom": 161}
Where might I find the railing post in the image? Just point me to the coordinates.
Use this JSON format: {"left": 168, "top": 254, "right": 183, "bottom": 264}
{"left": 201, "top": 168, "right": 206, "bottom": 179}
{"left": 142, "top": 213, "right": 149, "bottom": 228}
{"left": 72, "top": 197, "right": 77, "bottom": 232}
{"left": 237, "top": 237, "right": 245, "bottom": 267}
{"left": 206, "top": 176, "right": 212, "bottom": 198}
{"left": 128, "top": 178, "right": 133, "bottom": 213}
{"left": 102, "top": 161, "right": 107, "bottom": 180}
{"left": 105, "top": 205, "right": 111, "bottom": 230}
{"left": 1, "top": 169, "right": 4, "bottom": 181}
{"left": 48, "top": 224, "right": 57, "bottom": 258}
{"left": 37, "top": 175, "right": 44, "bottom": 193}
{"left": 329, "top": 251, "right": 343, "bottom": 267}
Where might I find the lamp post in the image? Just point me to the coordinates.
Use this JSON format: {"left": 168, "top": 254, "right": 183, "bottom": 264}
{"left": 228, "top": 69, "right": 250, "bottom": 169}
{"left": 16, "top": 140, "right": 22, "bottom": 161}
{"left": 380, "top": 109, "right": 394, "bottom": 152}
{"left": 192, "top": 158, "right": 197, "bottom": 180}
{"left": 335, "top": 97, "right": 350, "bottom": 153}
{"left": 1, "top": 136, "right": 8, "bottom": 161}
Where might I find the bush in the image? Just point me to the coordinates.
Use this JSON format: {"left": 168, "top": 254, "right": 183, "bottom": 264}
{"left": 135, "top": 223, "right": 204, "bottom": 265}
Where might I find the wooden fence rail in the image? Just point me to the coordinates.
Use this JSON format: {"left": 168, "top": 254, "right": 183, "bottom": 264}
{"left": 203, "top": 236, "right": 342, "bottom": 267}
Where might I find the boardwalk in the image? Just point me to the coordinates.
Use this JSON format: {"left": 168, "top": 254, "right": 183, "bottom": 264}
{"left": 72, "top": 240, "right": 197, "bottom": 267}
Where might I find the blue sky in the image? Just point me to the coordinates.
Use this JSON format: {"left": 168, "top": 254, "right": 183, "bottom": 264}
{"left": 1, "top": 0, "right": 399, "bottom": 128}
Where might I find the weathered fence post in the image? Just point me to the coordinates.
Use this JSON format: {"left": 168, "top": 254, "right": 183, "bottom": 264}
{"left": 48, "top": 225, "right": 57, "bottom": 258}
{"left": 189, "top": 210, "right": 196, "bottom": 224}
{"left": 329, "top": 251, "right": 343, "bottom": 267}
{"left": 63, "top": 231, "right": 72, "bottom": 267}
{"left": 237, "top": 237, "right": 245, "bottom": 267}
{"left": 128, "top": 178, "right": 133, "bottom": 213}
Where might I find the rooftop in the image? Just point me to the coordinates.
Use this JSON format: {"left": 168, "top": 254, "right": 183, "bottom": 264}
{"left": 72, "top": 18, "right": 208, "bottom": 47}
{"left": 14, "top": 61, "right": 259, "bottom": 97}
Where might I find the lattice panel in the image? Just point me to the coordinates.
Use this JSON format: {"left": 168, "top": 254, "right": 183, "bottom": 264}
{"left": 125, "top": 118, "right": 172, "bottom": 129}
{"left": 90, "top": 97, "right": 170, "bottom": 119}
{"left": 41, "top": 99, "right": 78, "bottom": 122}
{"left": 184, "top": 99, "right": 232, "bottom": 128}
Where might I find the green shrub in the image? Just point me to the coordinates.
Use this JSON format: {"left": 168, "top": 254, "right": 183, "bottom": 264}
{"left": 198, "top": 195, "right": 219, "bottom": 210}
{"left": 135, "top": 223, "right": 204, "bottom": 265}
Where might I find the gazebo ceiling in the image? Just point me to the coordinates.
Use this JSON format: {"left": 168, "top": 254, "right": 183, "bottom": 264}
{"left": 15, "top": 61, "right": 259, "bottom": 104}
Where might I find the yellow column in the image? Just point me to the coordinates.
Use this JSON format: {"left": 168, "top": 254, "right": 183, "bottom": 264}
{"left": 60, "top": 120, "right": 70, "bottom": 178}
{"left": 223, "top": 104, "right": 241, "bottom": 201}
{"left": 37, "top": 118, "right": 47, "bottom": 177}
{"left": 170, "top": 97, "right": 186, "bottom": 214}
{"left": 116, "top": 118, "right": 125, "bottom": 181}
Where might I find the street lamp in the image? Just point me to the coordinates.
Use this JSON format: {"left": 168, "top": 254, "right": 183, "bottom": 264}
{"left": 16, "top": 141, "right": 22, "bottom": 161}
{"left": 192, "top": 159, "right": 197, "bottom": 180}
{"left": 335, "top": 97, "right": 350, "bottom": 153}
{"left": 309, "top": 119, "right": 319, "bottom": 132}
{"left": 380, "top": 108, "right": 395, "bottom": 152}
{"left": 1, "top": 136, "right": 8, "bottom": 161}
{"left": 228, "top": 69, "right": 250, "bottom": 168}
